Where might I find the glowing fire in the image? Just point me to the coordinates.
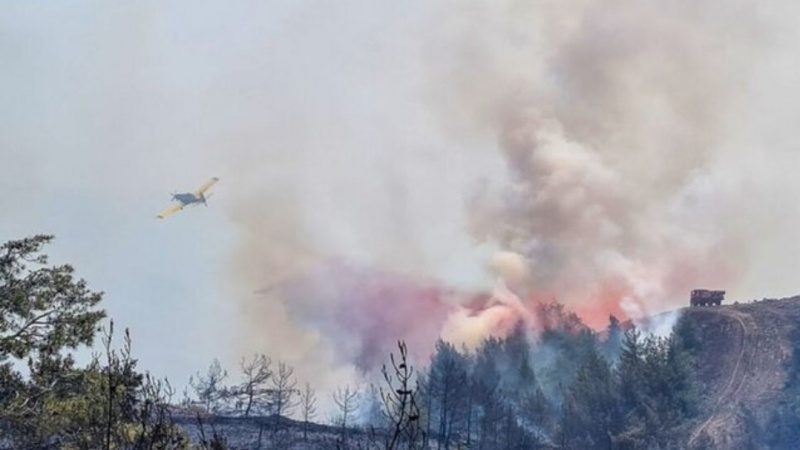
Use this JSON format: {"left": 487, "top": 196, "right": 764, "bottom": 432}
{"left": 262, "top": 257, "right": 650, "bottom": 370}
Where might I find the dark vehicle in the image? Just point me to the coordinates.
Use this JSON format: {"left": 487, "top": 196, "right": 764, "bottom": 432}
{"left": 690, "top": 289, "right": 725, "bottom": 306}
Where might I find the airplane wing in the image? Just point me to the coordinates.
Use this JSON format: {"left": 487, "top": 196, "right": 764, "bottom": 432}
{"left": 157, "top": 203, "right": 184, "bottom": 219}
{"left": 193, "top": 177, "right": 219, "bottom": 197}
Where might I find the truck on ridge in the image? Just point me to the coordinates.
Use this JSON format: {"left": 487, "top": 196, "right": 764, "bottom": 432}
{"left": 690, "top": 289, "right": 725, "bottom": 306}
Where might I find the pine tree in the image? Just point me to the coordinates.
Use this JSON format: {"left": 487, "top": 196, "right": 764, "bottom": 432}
{"left": 565, "top": 346, "right": 619, "bottom": 449}
{"left": 615, "top": 329, "right": 648, "bottom": 449}
{"left": 234, "top": 353, "right": 272, "bottom": 417}
{"left": 189, "top": 359, "right": 228, "bottom": 415}
{"left": 300, "top": 382, "right": 317, "bottom": 441}
{"left": 427, "top": 339, "right": 469, "bottom": 448}
{"left": 269, "top": 361, "right": 298, "bottom": 434}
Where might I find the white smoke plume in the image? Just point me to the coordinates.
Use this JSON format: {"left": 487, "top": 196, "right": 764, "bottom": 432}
{"left": 419, "top": 0, "right": 764, "bottom": 327}
{"left": 218, "top": 0, "right": 796, "bottom": 391}
{"left": 6, "top": 0, "right": 800, "bottom": 407}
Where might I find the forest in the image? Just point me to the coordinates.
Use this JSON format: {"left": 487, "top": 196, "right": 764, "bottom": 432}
{"left": 3, "top": 234, "right": 792, "bottom": 449}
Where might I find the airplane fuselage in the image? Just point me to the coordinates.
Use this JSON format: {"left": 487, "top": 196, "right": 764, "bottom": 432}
{"left": 157, "top": 177, "right": 218, "bottom": 219}
{"left": 173, "top": 193, "right": 203, "bottom": 205}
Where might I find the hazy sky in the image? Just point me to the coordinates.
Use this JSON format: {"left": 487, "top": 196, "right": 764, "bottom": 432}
{"left": 4, "top": 0, "right": 800, "bottom": 398}
{"left": 1, "top": 0, "right": 491, "bottom": 391}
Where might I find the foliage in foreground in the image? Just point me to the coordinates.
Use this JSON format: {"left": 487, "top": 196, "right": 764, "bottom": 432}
{"left": 0, "top": 235, "right": 189, "bottom": 449}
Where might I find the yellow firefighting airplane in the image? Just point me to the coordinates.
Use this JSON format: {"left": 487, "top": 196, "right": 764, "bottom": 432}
{"left": 157, "top": 177, "right": 219, "bottom": 219}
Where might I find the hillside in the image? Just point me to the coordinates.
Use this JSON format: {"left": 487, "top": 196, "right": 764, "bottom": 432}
{"left": 684, "top": 295, "right": 800, "bottom": 449}
{"left": 168, "top": 296, "right": 800, "bottom": 450}
{"left": 172, "top": 415, "right": 372, "bottom": 449}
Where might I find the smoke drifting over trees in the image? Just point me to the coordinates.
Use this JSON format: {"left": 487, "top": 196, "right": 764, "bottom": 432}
{"left": 4, "top": 0, "right": 800, "bottom": 425}
{"left": 5, "top": 0, "right": 800, "bottom": 445}
{"left": 218, "top": 0, "right": 793, "bottom": 393}
{"left": 175, "top": 304, "right": 702, "bottom": 449}
{"left": 7, "top": 234, "right": 800, "bottom": 449}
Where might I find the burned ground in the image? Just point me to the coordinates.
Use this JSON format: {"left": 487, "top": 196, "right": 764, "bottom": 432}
{"left": 685, "top": 296, "right": 800, "bottom": 449}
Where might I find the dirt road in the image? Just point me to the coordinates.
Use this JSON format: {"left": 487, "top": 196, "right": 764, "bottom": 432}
{"left": 687, "top": 307, "right": 757, "bottom": 447}
{"left": 684, "top": 298, "right": 800, "bottom": 449}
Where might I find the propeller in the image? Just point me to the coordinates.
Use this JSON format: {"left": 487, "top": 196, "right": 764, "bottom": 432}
{"left": 203, "top": 192, "right": 214, "bottom": 206}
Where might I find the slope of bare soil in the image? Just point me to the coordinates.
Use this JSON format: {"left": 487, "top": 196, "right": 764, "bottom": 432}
{"left": 684, "top": 296, "right": 800, "bottom": 449}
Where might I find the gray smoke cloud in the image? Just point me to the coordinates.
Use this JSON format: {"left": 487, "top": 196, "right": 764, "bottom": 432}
{"left": 6, "top": 0, "right": 800, "bottom": 409}
{"left": 220, "top": 0, "right": 797, "bottom": 395}
{"left": 415, "top": 0, "right": 768, "bottom": 327}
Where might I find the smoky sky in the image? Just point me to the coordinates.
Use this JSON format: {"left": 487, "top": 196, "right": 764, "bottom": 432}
{"left": 4, "top": 0, "right": 800, "bottom": 396}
